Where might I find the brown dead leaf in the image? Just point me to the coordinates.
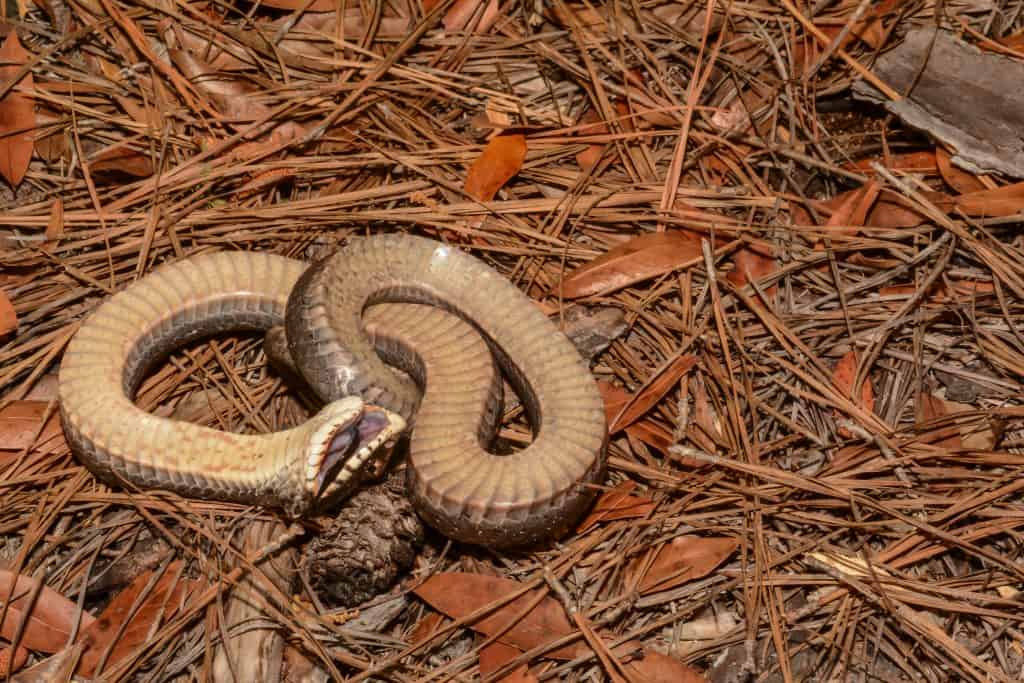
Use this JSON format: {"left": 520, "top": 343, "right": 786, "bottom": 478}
{"left": 0, "top": 644, "right": 29, "bottom": 677}
{"left": 596, "top": 381, "right": 679, "bottom": 454}
{"left": 42, "top": 197, "right": 63, "bottom": 251}
{"left": 726, "top": 247, "right": 778, "bottom": 298}
{"left": 0, "top": 287, "right": 14, "bottom": 337}
{"left": 916, "top": 393, "right": 962, "bottom": 449}
{"left": 9, "top": 643, "right": 82, "bottom": 683}
{"left": 609, "top": 356, "right": 697, "bottom": 433}
{"left": 997, "top": 29, "right": 1024, "bottom": 52}
{"left": 0, "top": 570, "right": 96, "bottom": 654}
{"left": 0, "top": 31, "right": 34, "bottom": 188}
{"left": 77, "top": 562, "right": 199, "bottom": 677}
{"left": 252, "top": 0, "right": 336, "bottom": 12}
{"left": 465, "top": 134, "right": 527, "bottom": 202}
{"left": 413, "top": 573, "right": 580, "bottom": 659}
{"left": 576, "top": 481, "right": 656, "bottom": 532}
{"left": 409, "top": 611, "right": 447, "bottom": 643}
{"left": 793, "top": 188, "right": 936, "bottom": 230}
{"left": 479, "top": 641, "right": 536, "bottom": 682}
{"left": 832, "top": 351, "right": 875, "bottom": 436}
{"left": 89, "top": 142, "right": 154, "bottom": 177}
{"left": 935, "top": 147, "right": 987, "bottom": 194}
{"left": 559, "top": 232, "right": 704, "bottom": 299}
{"left": 940, "top": 399, "right": 996, "bottom": 450}
{"left": 444, "top": 0, "right": 499, "bottom": 33}
{"left": 843, "top": 150, "right": 938, "bottom": 174}
{"left": 825, "top": 181, "right": 880, "bottom": 235}
{"left": 945, "top": 181, "right": 1024, "bottom": 218}
{"left": 0, "top": 401, "right": 64, "bottom": 451}
{"left": 625, "top": 649, "right": 708, "bottom": 683}
{"left": 632, "top": 536, "right": 739, "bottom": 594}
{"left": 575, "top": 107, "right": 607, "bottom": 170}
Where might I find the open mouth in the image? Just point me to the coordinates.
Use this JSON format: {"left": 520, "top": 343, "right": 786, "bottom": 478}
{"left": 315, "top": 409, "right": 401, "bottom": 495}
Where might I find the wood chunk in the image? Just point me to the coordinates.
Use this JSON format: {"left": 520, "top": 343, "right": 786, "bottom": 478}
{"left": 853, "top": 27, "right": 1024, "bottom": 178}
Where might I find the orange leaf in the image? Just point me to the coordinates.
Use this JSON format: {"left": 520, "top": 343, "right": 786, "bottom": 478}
{"left": 89, "top": 143, "right": 154, "bottom": 177}
{"left": 465, "top": 134, "right": 526, "bottom": 202}
{"left": 825, "top": 181, "right": 880, "bottom": 234}
{"left": 0, "top": 401, "right": 65, "bottom": 451}
{"left": 443, "top": 0, "right": 499, "bottom": 33}
{"left": 255, "top": 0, "right": 336, "bottom": 10}
{"left": 596, "top": 381, "right": 678, "bottom": 453}
{"left": 625, "top": 650, "right": 708, "bottom": 683}
{"left": 0, "top": 570, "right": 96, "bottom": 654}
{"left": 559, "top": 232, "right": 704, "bottom": 299}
{"left": 0, "top": 287, "right": 14, "bottom": 338}
{"left": 633, "top": 536, "right": 739, "bottom": 594}
{"left": 726, "top": 247, "right": 778, "bottom": 297}
{"left": 631, "top": 537, "right": 738, "bottom": 595}
{"left": 77, "top": 562, "right": 199, "bottom": 677}
{"left": 0, "top": 645, "right": 28, "bottom": 677}
{"left": 947, "top": 181, "right": 1024, "bottom": 218}
{"left": 843, "top": 150, "right": 938, "bottom": 174}
{"left": 610, "top": 356, "right": 697, "bottom": 432}
{"left": 479, "top": 641, "right": 536, "bottom": 682}
{"left": 413, "top": 573, "right": 580, "bottom": 659}
{"left": 0, "top": 31, "right": 33, "bottom": 188}
{"left": 576, "top": 481, "right": 656, "bottom": 532}
{"left": 935, "top": 147, "right": 986, "bottom": 194}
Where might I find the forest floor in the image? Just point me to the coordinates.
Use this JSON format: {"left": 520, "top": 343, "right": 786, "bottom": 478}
{"left": 2, "top": 1, "right": 1024, "bottom": 681}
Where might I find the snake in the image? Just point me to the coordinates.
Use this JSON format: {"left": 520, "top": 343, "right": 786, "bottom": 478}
{"left": 59, "top": 233, "right": 608, "bottom": 547}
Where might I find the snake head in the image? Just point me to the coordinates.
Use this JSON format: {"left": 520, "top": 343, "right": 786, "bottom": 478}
{"left": 298, "top": 397, "right": 406, "bottom": 514}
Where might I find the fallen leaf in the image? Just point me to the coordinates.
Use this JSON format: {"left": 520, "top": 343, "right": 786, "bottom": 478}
{"left": 251, "top": 0, "right": 335, "bottom": 11}
{"left": 42, "top": 197, "right": 62, "bottom": 251}
{"left": 946, "top": 181, "right": 1024, "bottom": 218}
{"left": 0, "top": 570, "right": 95, "bottom": 654}
{"left": 940, "top": 399, "right": 996, "bottom": 450}
{"left": 0, "top": 401, "right": 64, "bottom": 451}
{"left": 559, "top": 232, "right": 704, "bottom": 299}
{"left": 0, "top": 644, "right": 29, "bottom": 677}
{"left": 575, "top": 107, "right": 607, "bottom": 170}
{"left": 576, "top": 480, "right": 656, "bottom": 532}
{"left": 596, "top": 381, "right": 679, "bottom": 454}
{"left": 409, "top": 611, "right": 446, "bottom": 643}
{"left": 77, "top": 562, "right": 199, "bottom": 677}
{"left": 0, "top": 31, "right": 34, "bottom": 188}
{"left": 996, "top": 29, "right": 1024, "bottom": 52}
{"left": 832, "top": 351, "right": 875, "bottom": 437}
{"left": 916, "top": 393, "right": 962, "bottom": 449}
{"left": 607, "top": 356, "right": 698, "bottom": 433}
{"left": 624, "top": 649, "right": 708, "bottom": 683}
{"left": 443, "top": 0, "right": 499, "bottom": 33}
{"left": 726, "top": 247, "right": 778, "bottom": 298}
{"left": 413, "top": 573, "right": 580, "bottom": 659}
{"left": 465, "top": 134, "right": 527, "bottom": 202}
{"left": 843, "top": 150, "right": 938, "bottom": 174}
{"left": 825, "top": 181, "right": 880, "bottom": 235}
{"left": 479, "top": 640, "right": 536, "bottom": 682}
{"left": 631, "top": 536, "right": 739, "bottom": 594}
{"left": 935, "top": 147, "right": 987, "bottom": 194}
{"left": 9, "top": 643, "right": 82, "bottom": 683}
{"left": 0, "top": 287, "right": 14, "bottom": 337}
{"left": 89, "top": 143, "right": 154, "bottom": 177}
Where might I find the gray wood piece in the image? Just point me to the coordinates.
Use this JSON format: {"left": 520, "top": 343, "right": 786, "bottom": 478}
{"left": 853, "top": 27, "right": 1024, "bottom": 178}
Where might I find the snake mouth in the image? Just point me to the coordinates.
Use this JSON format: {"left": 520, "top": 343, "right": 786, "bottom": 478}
{"left": 310, "top": 403, "right": 406, "bottom": 498}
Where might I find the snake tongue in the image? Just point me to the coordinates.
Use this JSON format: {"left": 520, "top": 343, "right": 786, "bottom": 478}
{"left": 315, "top": 411, "right": 393, "bottom": 495}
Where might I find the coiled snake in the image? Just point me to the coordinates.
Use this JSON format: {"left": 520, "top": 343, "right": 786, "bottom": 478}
{"left": 59, "top": 234, "right": 607, "bottom": 547}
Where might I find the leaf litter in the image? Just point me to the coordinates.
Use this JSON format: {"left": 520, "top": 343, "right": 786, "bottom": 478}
{"left": 0, "top": 1, "right": 1022, "bottom": 682}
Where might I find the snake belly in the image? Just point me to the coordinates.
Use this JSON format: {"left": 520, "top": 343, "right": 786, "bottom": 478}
{"left": 58, "top": 251, "right": 405, "bottom": 517}
{"left": 285, "top": 234, "right": 608, "bottom": 548}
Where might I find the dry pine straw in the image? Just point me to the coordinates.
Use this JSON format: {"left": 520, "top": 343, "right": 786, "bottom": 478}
{"left": 0, "top": 0, "right": 1024, "bottom": 680}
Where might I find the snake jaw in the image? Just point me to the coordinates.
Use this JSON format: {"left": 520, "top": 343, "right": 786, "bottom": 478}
{"left": 304, "top": 397, "right": 406, "bottom": 508}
